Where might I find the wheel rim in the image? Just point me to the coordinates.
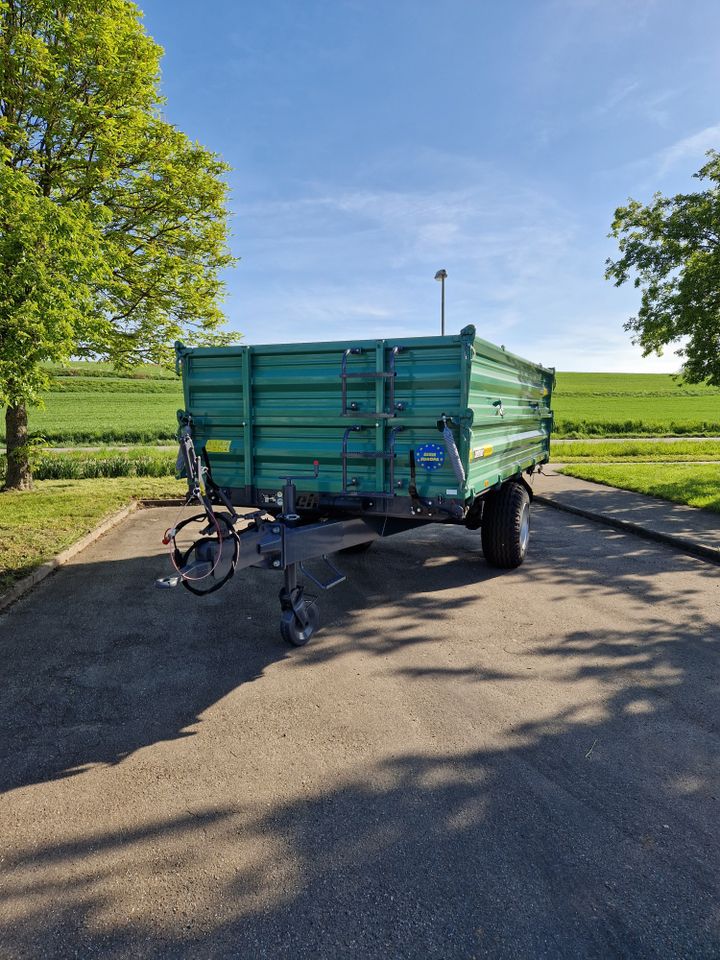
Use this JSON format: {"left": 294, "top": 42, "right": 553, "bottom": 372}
{"left": 281, "top": 604, "right": 319, "bottom": 646}
{"left": 519, "top": 501, "right": 530, "bottom": 555}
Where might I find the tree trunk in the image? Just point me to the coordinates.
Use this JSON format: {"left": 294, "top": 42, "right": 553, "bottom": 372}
{"left": 4, "top": 402, "right": 33, "bottom": 491}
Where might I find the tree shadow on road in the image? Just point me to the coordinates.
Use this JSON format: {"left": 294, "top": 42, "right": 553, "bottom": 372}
{"left": 0, "top": 506, "right": 718, "bottom": 958}
{"left": 0, "top": 512, "right": 499, "bottom": 794}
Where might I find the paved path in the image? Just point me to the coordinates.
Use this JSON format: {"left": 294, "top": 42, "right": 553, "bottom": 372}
{"left": 0, "top": 505, "right": 718, "bottom": 959}
{"left": 534, "top": 466, "right": 720, "bottom": 560}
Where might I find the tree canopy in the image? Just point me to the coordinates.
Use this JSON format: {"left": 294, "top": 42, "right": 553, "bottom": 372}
{"left": 0, "top": 0, "right": 235, "bottom": 487}
{"left": 606, "top": 151, "right": 720, "bottom": 385}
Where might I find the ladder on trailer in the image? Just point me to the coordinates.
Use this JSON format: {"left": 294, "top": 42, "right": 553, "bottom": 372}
{"left": 339, "top": 343, "right": 404, "bottom": 497}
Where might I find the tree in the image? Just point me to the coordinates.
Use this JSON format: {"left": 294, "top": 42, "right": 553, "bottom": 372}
{"left": 606, "top": 151, "right": 720, "bottom": 386}
{"left": 0, "top": 0, "right": 234, "bottom": 489}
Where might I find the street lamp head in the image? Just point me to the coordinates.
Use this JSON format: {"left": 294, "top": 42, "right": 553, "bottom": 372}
{"left": 434, "top": 269, "right": 448, "bottom": 281}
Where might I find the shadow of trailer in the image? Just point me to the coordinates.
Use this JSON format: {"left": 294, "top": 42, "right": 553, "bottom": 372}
{"left": 157, "top": 325, "right": 554, "bottom": 644}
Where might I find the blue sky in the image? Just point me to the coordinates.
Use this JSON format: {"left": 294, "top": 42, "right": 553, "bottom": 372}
{"left": 142, "top": 0, "right": 720, "bottom": 371}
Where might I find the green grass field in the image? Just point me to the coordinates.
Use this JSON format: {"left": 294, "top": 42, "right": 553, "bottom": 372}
{"left": 552, "top": 373, "right": 720, "bottom": 437}
{"left": 552, "top": 439, "right": 720, "bottom": 462}
{"left": 3, "top": 363, "right": 183, "bottom": 443}
{"left": 3, "top": 365, "right": 720, "bottom": 444}
{"left": 559, "top": 463, "right": 720, "bottom": 514}
{"left": 20, "top": 393, "right": 182, "bottom": 443}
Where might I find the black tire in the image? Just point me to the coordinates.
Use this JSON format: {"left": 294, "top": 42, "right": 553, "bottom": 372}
{"left": 280, "top": 603, "right": 319, "bottom": 646}
{"left": 481, "top": 481, "right": 531, "bottom": 569}
{"left": 338, "top": 540, "right": 374, "bottom": 555}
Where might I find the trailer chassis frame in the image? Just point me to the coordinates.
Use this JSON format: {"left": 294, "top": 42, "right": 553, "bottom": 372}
{"left": 158, "top": 425, "right": 543, "bottom": 644}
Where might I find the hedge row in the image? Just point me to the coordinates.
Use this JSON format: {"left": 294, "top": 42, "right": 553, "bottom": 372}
{"left": 553, "top": 419, "right": 720, "bottom": 438}
{"left": 0, "top": 452, "right": 177, "bottom": 480}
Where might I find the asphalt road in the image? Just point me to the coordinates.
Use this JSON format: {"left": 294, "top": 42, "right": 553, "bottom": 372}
{"left": 0, "top": 505, "right": 718, "bottom": 959}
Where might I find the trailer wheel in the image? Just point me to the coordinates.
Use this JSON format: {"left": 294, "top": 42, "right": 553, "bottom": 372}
{"left": 280, "top": 603, "right": 319, "bottom": 646}
{"left": 481, "top": 481, "right": 531, "bottom": 569}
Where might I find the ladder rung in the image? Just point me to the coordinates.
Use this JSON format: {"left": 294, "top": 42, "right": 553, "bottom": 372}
{"left": 342, "top": 412, "right": 395, "bottom": 419}
{"left": 346, "top": 451, "right": 393, "bottom": 459}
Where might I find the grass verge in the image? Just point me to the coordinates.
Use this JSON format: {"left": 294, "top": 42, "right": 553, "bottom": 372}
{"left": 552, "top": 439, "right": 720, "bottom": 462}
{"left": 559, "top": 464, "right": 720, "bottom": 514}
{"left": 0, "top": 477, "right": 184, "bottom": 592}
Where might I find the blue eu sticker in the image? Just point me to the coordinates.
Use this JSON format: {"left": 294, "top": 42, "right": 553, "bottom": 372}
{"left": 415, "top": 443, "right": 445, "bottom": 471}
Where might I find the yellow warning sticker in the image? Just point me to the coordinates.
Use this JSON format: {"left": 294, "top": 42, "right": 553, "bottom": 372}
{"left": 205, "top": 438, "right": 232, "bottom": 453}
{"left": 470, "top": 445, "right": 494, "bottom": 461}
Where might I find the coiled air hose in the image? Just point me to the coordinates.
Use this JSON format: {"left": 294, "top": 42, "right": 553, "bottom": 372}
{"left": 439, "top": 415, "right": 466, "bottom": 486}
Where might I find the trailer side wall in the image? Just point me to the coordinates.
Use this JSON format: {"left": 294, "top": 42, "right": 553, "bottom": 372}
{"left": 179, "top": 326, "right": 553, "bottom": 515}
{"left": 464, "top": 333, "right": 554, "bottom": 498}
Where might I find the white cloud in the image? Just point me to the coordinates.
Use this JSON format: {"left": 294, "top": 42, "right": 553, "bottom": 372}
{"left": 236, "top": 179, "right": 576, "bottom": 282}
{"left": 591, "top": 80, "right": 680, "bottom": 129}
{"left": 227, "top": 155, "right": 667, "bottom": 370}
{"left": 530, "top": 328, "right": 683, "bottom": 373}
{"left": 597, "top": 118, "right": 720, "bottom": 193}
{"left": 593, "top": 79, "right": 641, "bottom": 117}
{"left": 657, "top": 123, "right": 720, "bottom": 176}
{"left": 641, "top": 88, "right": 679, "bottom": 128}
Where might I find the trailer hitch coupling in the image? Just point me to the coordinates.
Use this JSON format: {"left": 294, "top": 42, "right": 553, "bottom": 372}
{"left": 156, "top": 443, "right": 364, "bottom": 646}
{"left": 156, "top": 425, "right": 242, "bottom": 596}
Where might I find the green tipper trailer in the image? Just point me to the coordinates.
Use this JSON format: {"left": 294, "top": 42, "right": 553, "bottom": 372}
{"left": 158, "top": 325, "right": 554, "bottom": 644}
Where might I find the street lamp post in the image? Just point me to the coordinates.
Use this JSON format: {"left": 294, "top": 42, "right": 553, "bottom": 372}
{"left": 434, "top": 269, "right": 447, "bottom": 335}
